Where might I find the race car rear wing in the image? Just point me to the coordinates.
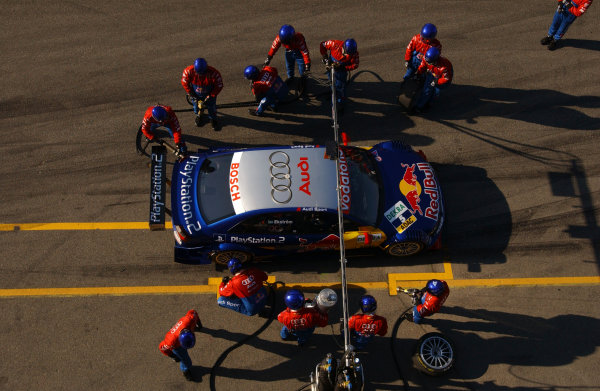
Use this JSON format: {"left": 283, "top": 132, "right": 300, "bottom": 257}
{"left": 149, "top": 145, "right": 167, "bottom": 230}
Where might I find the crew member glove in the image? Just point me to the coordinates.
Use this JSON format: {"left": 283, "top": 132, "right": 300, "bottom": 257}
{"left": 561, "top": 0, "right": 572, "bottom": 8}
{"left": 155, "top": 138, "right": 163, "bottom": 145}
{"left": 194, "top": 319, "right": 203, "bottom": 332}
{"left": 304, "top": 63, "right": 311, "bottom": 73}
{"left": 321, "top": 57, "right": 330, "bottom": 66}
{"left": 430, "top": 80, "right": 437, "bottom": 87}
{"left": 168, "top": 353, "right": 181, "bottom": 362}
{"left": 264, "top": 55, "right": 272, "bottom": 66}
{"left": 222, "top": 276, "right": 230, "bottom": 284}
{"left": 404, "top": 61, "right": 409, "bottom": 68}
{"left": 176, "top": 142, "right": 187, "bottom": 155}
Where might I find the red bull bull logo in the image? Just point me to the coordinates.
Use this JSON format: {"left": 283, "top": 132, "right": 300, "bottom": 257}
{"left": 299, "top": 234, "right": 340, "bottom": 251}
{"left": 399, "top": 163, "right": 423, "bottom": 215}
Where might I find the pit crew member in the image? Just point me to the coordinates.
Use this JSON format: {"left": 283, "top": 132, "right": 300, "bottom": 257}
{"left": 319, "top": 38, "right": 359, "bottom": 114}
{"left": 346, "top": 295, "right": 388, "bottom": 350}
{"left": 414, "top": 47, "right": 453, "bottom": 113}
{"left": 141, "top": 104, "right": 187, "bottom": 156}
{"left": 405, "top": 279, "right": 450, "bottom": 324}
{"left": 158, "top": 309, "right": 203, "bottom": 381}
{"left": 264, "top": 24, "right": 311, "bottom": 83}
{"left": 181, "top": 57, "right": 223, "bottom": 131}
{"left": 541, "top": 0, "right": 593, "bottom": 50}
{"left": 244, "top": 65, "right": 290, "bottom": 116}
{"left": 218, "top": 258, "right": 269, "bottom": 316}
{"left": 403, "top": 23, "right": 442, "bottom": 81}
{"left": 278, "top": 289, "right": 328, "bottom": 346}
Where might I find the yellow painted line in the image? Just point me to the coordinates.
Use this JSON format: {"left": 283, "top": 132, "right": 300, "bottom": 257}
{"left": 1, "top": 276, "right": 599, "bottom": 298}
{"left": 0, "top": 222, "right": 172, "bottom": 231}
{"left": 388, "top": 262, "right": 453, "bottom": 295}
{"left": 447, "top": 276, "right": 600, "bottom": 287}
{"left": 0, "top": 285, "right": 215, "bottom": 297}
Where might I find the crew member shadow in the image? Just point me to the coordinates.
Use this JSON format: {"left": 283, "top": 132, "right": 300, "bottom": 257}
{"left": 422, "top": 84, "right": 600, "bottom": 131}
{"left": 559, "top": 38, "right": 600, "bottom": 51}
{"left": 423, "top": 306, "right": 600, "bottom": 382}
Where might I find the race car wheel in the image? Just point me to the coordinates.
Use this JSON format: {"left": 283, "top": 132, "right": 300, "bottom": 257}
{"left": 386, "top": 241, "right": 424, "bottom": 257}
{"left": 412, "top": 332, "right": 455, "bottom": 376}
{"left": 211, "top": 250, "right": 253, "bottom": 266}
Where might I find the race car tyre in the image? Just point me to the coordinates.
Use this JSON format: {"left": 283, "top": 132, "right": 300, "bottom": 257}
{"left": 412, "top": 332, "right": 455, "bottom": 376}
{"left": 211, "top": 250, "right": 253, "bottom": 266}
{"left": 397, "top": 76, "right": 424, "bottom": 113}
{"left": 385, "top": 241, "right": 425, "bottom": 256}
{"left": 135, "top": 125, "right": 151, "bottom": 158}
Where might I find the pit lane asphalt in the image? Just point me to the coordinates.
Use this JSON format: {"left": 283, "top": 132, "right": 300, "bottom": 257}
{"left": 1, "top": 1, "right": 599, "bottom": 390}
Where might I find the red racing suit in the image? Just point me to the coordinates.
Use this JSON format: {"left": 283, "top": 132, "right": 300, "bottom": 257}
{"left": 417, "top": 56, "right": 453, "bottom": 86}
{"left": 416, "top": 280, "right": 450, "bottom": 318}
{"left": 404, "top": 34, "right": 442, "bottom": 63}
{"left": 278, "top": 307, "right": 328, "bottom": 331}
{"left": 158, "top": 310, "right": 200, "bottom": 357}
{"left": 219, "top": 268, "right": 268, "bottom": 298}
{"left": 561, "top": 0, "right": 592, "bottom": 17}
{"left": 348, "top": 313, "right": 388, "bottom": 337}
{"left": 251, "top": 66, "right": 281, "bottom": 97}
{"left": 140, "top": 105, "right": 183, "bottom": 144}
{"left": 181, "top": 65, "right": 223, "bottom": 98}
{"left": 268, "top": 32, "right": 311, "bottom": 66}
{"left": 319, "top": 40, "right": 359, "bottom": 71}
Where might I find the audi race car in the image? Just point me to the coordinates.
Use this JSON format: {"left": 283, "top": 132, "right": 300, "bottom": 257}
{"left": 167, "top": 141, "right": 444, "bottom": 265}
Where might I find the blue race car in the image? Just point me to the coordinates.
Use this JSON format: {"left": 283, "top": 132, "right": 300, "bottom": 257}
{"left": 170, "top": 141, "right": 443, "bottom": 265}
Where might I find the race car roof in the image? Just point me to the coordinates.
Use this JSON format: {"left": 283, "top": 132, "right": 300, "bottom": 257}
{"left": 229, "top": 146, "right": 338, "bottom": 215}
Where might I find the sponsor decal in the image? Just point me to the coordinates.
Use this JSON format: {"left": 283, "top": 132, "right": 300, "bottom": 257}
{"left": 298, "top": 157, "right": 311, "bottom": 196}
{"left": 297, "top": 207, "right": 327, "bottom": 212}
{"left": 230, "top": 152, "right": 244, "bottom": 214}
{"left": 384, "top": 200, "right": 410, "bottom": 223}
{"left": 370, "top": 149, "right": 382, "bottom": 162}
{"left": 213, "top": 234, "right": 226, "bottom": 242}
{"left": 229, "top": 236, "right": 286, "bottom": 244}
{"left": 396, "top": 215, "right": 417, "bottom": 233}
{"left": 299, "top": 234, "right": 340, "bottom": 251}
{"left": 338, "top": 149, "right": 351, "bottom": 214}
{"left": 149, "top": 146, "right": 166, "bottom": 230}
{"left": 384, "top": 200, "right": 417, "bottom": 232}
{"left": 417, "top": 162, "right": 440, "bottom": 221}
{"left": 178, "top": 155, "right": 201, "bottom": 233}
{"left": 269, "top": 151, "right": 293, "bottom": 204}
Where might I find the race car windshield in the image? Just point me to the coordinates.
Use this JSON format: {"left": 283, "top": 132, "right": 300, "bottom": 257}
{"left": 197, "top": 154, "right": 235, "bottom": 224}
{"left": 340, "top": 146, "right": 381, "bottom": 226}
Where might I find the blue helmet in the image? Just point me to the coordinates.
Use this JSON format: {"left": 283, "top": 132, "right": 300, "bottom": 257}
{"left": 284, "top": 289, "right": 305, "bottom": 310}
{"left": 360, "top": 295, "right": 377, "bottom": 313}
{"left": 343, "top": 39, "right": 357, "bottom": 54}
{"left": 227, "top": 258, "right": 242, "bottom": 274}
{"left": 194, "top": 57, "right": 207, "bottom": 74}
{"left": 426, "top": 279, "right": 445, "bottom": 296}
{"left": 279, "top": 24, "right": 295, "bottom": 44}
{"left": 421, "top": 23, "right": 438, "bottom": 40}
{"left": 178, "top": 329, "right": 195, "bottom": 349}
{"left": 151, "top": 105, "right": 167, "bottom": 122}
{"left": 425, "top": 47, "right": 440, "bottom": 64}
{"left": 244, "top": 65, "right": 259, "bottom": 80}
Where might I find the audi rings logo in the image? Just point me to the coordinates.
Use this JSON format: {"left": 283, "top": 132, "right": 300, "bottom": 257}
{"left": 269, "top": 151, "right": 292, "bottom": 204}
